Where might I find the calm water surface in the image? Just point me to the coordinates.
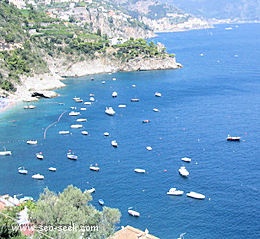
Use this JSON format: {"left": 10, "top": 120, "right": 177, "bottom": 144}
{"left": 0, "top": 23, "right": 259, "bottom": 238}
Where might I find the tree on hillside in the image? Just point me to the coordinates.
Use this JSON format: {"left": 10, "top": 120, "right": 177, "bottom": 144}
{"left": 30, "top": 185, "right": 121, "bottom": 239}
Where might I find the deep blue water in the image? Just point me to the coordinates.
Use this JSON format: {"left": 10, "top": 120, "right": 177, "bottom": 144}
{"left": 0, "top": 24, "right": 260, "bottom": 238}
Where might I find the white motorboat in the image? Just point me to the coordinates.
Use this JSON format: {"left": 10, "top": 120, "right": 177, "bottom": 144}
{"left": 226, "top": 134, "right": 241, "bottom": 141}
{"left": 84, "top": 101, "right": 92, "bottom": 105}
{"left": 167, "top": 188, "right": 184, "bottom": 196}
{"left": 70, "top": 124, "right": 83, "bottom": 129}
{"left": 69, "top": 111, "right": 80, "bottom": 116}
{"left": 118, "top": 104, "right": 126, "bottom": 108}
{"left": 59, "top": 130, "right": 70, "bottom": 135}
{"left": 32, "top": 173, "right": 44, "bottom": 180}
{"left": 67, "top": 151, "right": 78, "bottom": 160}
{"left": 181, "top": 157, "right": 192, "bottom": 163}
{"left": 111, "top": 140, "right": 118, "bottom": 147}
{"left": 80, "top": 107, "right": 87, "bottom": 111}
{"left": 89, "top": 165, "right": 100, "bottom": 171}
{"left": 26, "top": 140, "right": 37, "bottom": 145}
{"left": 105, "top": 107, "right": 116, "bottom": 116}
{"left": 154, "top": 92, "right": 162, "bottom": 97}
{"left": 36, "top": 152, "right": 44, "bottom": 160}
{"left": 179, "top": 166, "right": 189, "bottom": 177}
{"left": 142, "top": 119, "right": 150, "bottom": 123}
{"left": 101, "top": 81, "right": 106, "bottom": 84}
{"left": 128, "top": 209, "right": 140, "bottom": 217}
{"left": 153, "top": 108, "right": 160, "bottom": 112}
{"left": 48, "top": 167, "right": 57, "bottom": 172}
{"left": 104, "top": 132, "right": 110, "bottom": 136}
{"left": 134, "top": 168, "right": 146, "bottom": 173}
{"left": 186, "top": 191, "right": 205, "bottom": 200}
{"left": 98, "top": 199, "right": 104, "bottom": 206}
{"left": 86, "top": 187, "right": 96, "bottom": 193}
{"left": 112, "top": 91, "right": 118, "bottom": 97}
{"left": 0, "top": 148, "right": 12, "bottom": 156}
{"left": 18, "top": 167, "right": 28, "bottom": 175}
{"left": 81, "top": 131, "right": 89, "bottom": 135}
{"left": 131, "top": 98, "right": 140, "bottom": 102}
{"left": 24, "top": 105, "right": 36, "bottom": 109}
{"left": 74, "top": 98, "right": 83, "bottom": 103}
{"left": 89, "top": 97, "right": 95, "bottom": 102}
{"left": 76, "top": 118, "right": 87, "bottom": 122}
{"left": 146, "top": 146, "right": 152, "bottom": 151}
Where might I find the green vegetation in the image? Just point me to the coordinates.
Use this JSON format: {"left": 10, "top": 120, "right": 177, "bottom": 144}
{"left": 30, "top": 185, "right": 121, "bottom": 239}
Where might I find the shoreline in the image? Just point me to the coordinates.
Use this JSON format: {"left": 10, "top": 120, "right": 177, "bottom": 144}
{"left": 1, "top": 56, "right": 182, "bottom": 114}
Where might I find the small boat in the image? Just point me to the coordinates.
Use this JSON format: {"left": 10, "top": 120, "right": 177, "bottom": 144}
{"left": 167, "top": 188, "right": 184, "bottom": 196}
{"left": 118, "top": 104, "right": 126, "bottom": 108}
{"left": 154, "top": 92, "right": 162, "bottom": 97}
{"left": 80, "top": 107, "right": 87, "bottom": 111}
{"left": 81, "top": 131, "right": 89, "bottom": 135}
{"left": 26, "top": 140, "right": 37, "bottom": 145}
{"left": 179, "top": 166, "right": 189, "bottom": 177}
{"left": 98, "top": 199, "right": 104, "bottom": 206}
{"left": 18, "top": 167, "right": 28, "bottom": 175}
{"left": 67, "top": 151, "right": 78, "bottom": 160}
{"left": 111, "top": 140, "right": 118, "bottom": 148}
{"left": 69, "top": 111, "right": 80, "bottom": 116}
{"left": 70, "top": 124, "right": 83, "bottom": 129}
{"left": 146, "top": 146, "right": 152, "bottom": 151}
{"left": 32, "top": 173, "right": 44, "bottom": 180}
{"left": 86, "top": 187, "right": 96, "bottom": 194}
{"left": 0, "top": 148, "right": 12, "bottom": 156}
{"left": 48, "top": 167, "right": 56, "bottom": 172}
{"left": 102, "top": 81, "right": 106, "bottom": 84}
{"left": 186, "top": 191, "right": 205, "bottom": 200}
{"left": 89, "top": 165, "right": 100, "bottom": 171}
{"left": 181, "top": 157, "right": 192, "bottom": 163}
{"left": 153, "top": 108, "right": 160, "bottom": 112}
{"left": 134, "top": 168, "right": 146, "bottom": 173}
{"left": 112, "top": 77, "right": 116, "bottom": 81}
{"left": 226, "top": 135, "right": 240, "bottom": 141}
{"left": 105, "top": 107, "right": 116, "bottom": 116}
{"left": 142, "top": 119, "right": 150, "bottom": 123}
{"left": 128, "top": 209, "right": 140, "bottom": 217}
{"left": 24, "top": 105, "right": 36, "bottom": 109}
{"left": 36, "top": 152, "right": 44, "bottom": 160}
{"left": 74, "top": 98, "right": 83, "bottom": 103}
{"left": 89, "top": 97, "right": 95, "bottom": 102}
{"left": 59, "top": 130, "right": 70, "bottom": 135}
{"left": 84, "top": 101, "right": 92, "bottom": 105}
{"left": 104, "top": 132, "right": 110, "bottom": 136}
{"left": 112, "top": 91, "right": 118, "bottom": 97}
{"left": 76, "top": 118, "right": 87, "bottom": 122}
{"left": 131, "top": 98, "right": 140, "bottom": 102}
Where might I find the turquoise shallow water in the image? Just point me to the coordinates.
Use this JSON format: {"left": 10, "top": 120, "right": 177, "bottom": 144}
{"left": 0, "top": 23, "right": 260, "bottom": 238}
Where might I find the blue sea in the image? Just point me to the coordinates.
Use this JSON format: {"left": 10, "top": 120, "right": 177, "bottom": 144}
{"left": 0, "top": 23, "right": 260, "bottom": 238}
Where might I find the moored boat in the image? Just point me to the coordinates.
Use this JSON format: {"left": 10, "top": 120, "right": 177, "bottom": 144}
{"left": 142, "top": 119, "right": 150, "bottom": 123}
{"left": 81, "top": 131, "right": 89, "bottom": 135}
{"left": 112, "top": 91, "right": 118, "bottom": 97}
{"left": 226, "top": 134, "right": 241, "bottom": 141}
{"left": 69, "top": 111, "right": 80, "bottom": 116}
{"left": 128, "top": 209, "right": 140, "bottom": 217}
{"left": 48, "top": 167, "right": 57, "bottom": 172}
{"left": 146, "top": 146, "right": 152, "bottom": 151}
{"left": 181, "top": 157, "right": 192, "bottom": 163}
{"left": 32, "top": 173, "right": 44, "bottom": 180}
{"left": 131, "top": 98, "right": 140, "bottom": 102}
{"left": 59, "top": 130, "right": 70, "bottom": 135}
{"left": 18, "top": 167, "right": 28, "bottom": 175}
{"left": 134, "top": 168, "right": 146, "bottom": 173}
{"left": 154, "top": 92, "right": 162, "bottom": 97}
{"left": 86, "top": 187, "right": 96, "bottom": 193}
{"left": 105, "top": 107, "right": 116, "bottom": 116}
{"left": 104, "top": 132, "right": 110, "bottom": 136}
{"left": 36, "top": 152, "right": 44, "bottom": 160}
{"left": 70, "top": 124, "right": 83, "bottom": 129}
{"left": 111, "top": 140, "right": 118, "bottom": 148}
{"left": 167, "top": 188, "right": 184, "bottom": 196}
{"left": 186, "top": 191, "right": 205, "bottom": 200}
{"left": 98, "top": 199, "right": 104, "bottom": 206}
{"left": 89, "top": 165, "right": 100, "bottom": 171}
{"left": 67, "top": 151, "right": 78, "bottom": 160}
{"left": 0, "top": 148, "right": 12, "bottom": 156}
{"left": 27, "top": 140, "right": 37, "bottom": 145}
{"left": 179, "top": 166, "right": 189, "bottom": 177}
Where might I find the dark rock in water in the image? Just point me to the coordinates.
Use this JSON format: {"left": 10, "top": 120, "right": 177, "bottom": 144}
{"left": 31, "top": 92, "right": 50, "bottom": 98}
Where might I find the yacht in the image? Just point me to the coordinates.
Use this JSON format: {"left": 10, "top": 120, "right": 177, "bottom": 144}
{"left": 0, "top": 148, "right": 12, "bottom": 156}
{"left": 146, "top": 146, "right": 152, "bottom": 151}
{"left": 166, "top": 188, "right": 184, "bottom": 196}
{"left": 98, "top": 199, "right": 104, "bottom": 206}
{"left": 131, "top": 98, "right": 140, "bottom": 102}
{"left": 103, "top": 132, "right": 110, "bottom": 136}
{"left": 48, "top": 167, "right": 57, "bottom": 172}
{"left": 181, "top": 157, "right": 192, "bottom": 163}
{"left": 69, "top": 111, "right": 80, "bottom": 116}
{"left": 36, "top": 152, "right": 44, "bottom": 160}
{"left": 128, "top": 209, "right": 140, "bottom": 217}
{"left": 26, "top": 140, "right": 37, "bottom": 145}
{"left": 134, "top": 168, "right": 146, "bottom": 173}
{"left": 186, "top": 191, "right": 205, "bottom": 200}
{"left": 105, "top": 107, "right": 116, "bottom": 116}
{"left": 81, "top": 131, "right": 89, "bottom": 135}
{"left": 86, "top": 187, "right": 96, "bottom": 194}
{"left": 67, "top": 151, "right": 78, "bottom": 160}
{"left": 154, "top": 92, "right": 162, "bottom": 97}
{"left": 226, "top": 135, "right": 241, "bottom": 141}
{"left": 32, "top": 174, "right": 44, "bottom": 180}
{"left": 179, "top": 166, "right": 189, "bottom": 177}
{"left": 59, "top": 130, "right": 70, "bottom": 135}
{"left": 89, "top": 165, "right": 100, "bottom": 171}
{"left": 70, "top": 124, "right": 83, "bottom": 129}
{"left": 153, "top": 108, "right": 160, "bottom": 112}
{"left": 76, "top": 118, "right": 87, "bottom": 122}
{"left": 111, "top": 140, "right": 118, "bottom": 148}
{"left": 112, "top": 91, "right": 118, "bottom": 97}
{"left": 18, "top": 167, "right": 28, "bottom": 175}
